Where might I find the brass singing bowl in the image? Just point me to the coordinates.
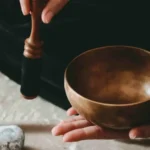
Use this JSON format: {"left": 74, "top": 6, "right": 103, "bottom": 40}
{"left": 64, "top": 45, "right": 150, "bottom": 130}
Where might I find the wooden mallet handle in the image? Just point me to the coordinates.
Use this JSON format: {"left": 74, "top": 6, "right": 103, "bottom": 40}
{"left": 20, "top": 0, "right": 45, "bottom": 99}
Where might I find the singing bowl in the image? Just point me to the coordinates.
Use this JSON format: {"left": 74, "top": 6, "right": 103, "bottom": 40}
{"left": 64, "top": 45, "right": 150, "bottom": 130}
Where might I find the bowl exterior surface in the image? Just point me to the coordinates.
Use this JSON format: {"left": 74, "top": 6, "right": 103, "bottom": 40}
{"left": 65, "top": 79, "right": 150, "bottom": 129}
{"left": 64, "top": 46, "right": 150, "bottom": 130}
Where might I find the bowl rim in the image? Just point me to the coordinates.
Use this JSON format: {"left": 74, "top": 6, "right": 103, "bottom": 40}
{"left": 64, "top": 45, "right": 150, "bottom": 107}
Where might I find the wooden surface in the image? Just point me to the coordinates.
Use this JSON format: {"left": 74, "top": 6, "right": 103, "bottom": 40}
{"left": 0, "top": 72, "right": 150, "bottom": 150}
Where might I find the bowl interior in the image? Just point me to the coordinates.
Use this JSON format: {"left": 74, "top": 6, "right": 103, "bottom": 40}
{"left": 66, "top": 46, "right": 150, "bottom": 104}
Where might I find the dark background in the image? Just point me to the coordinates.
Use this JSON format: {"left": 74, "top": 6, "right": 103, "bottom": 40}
{"left": 0, "top": 1, "right": 150, "bottom": 110}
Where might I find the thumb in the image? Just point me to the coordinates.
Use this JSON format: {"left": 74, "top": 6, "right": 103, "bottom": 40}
{"left": 41, "top": 0, "right": 68, "bottom": 24}
{"left": 19, "top": 0, "right": 31, "bottom": 15}
{"left": 129, "top": 125, "right": 150, "bottom": 139}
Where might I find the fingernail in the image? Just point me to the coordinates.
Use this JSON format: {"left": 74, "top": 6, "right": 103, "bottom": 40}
{"left": 67, "top": 113, "right": 71, "bottom": 116}
{"left": 63, "top": 136, "right": 71, "bottom": 142}
{"left": 43, "top": 11, "right": 54, "bottom": 24}
{"left": 129, "top": 130, "right": 146, "bottom": 139}
{"left": 51, "top": 127, "right": 57, "bottom": 136}
{"left": 129, "top": 132, "right": 137, "bottom": 139}
{"left": 60, "top": 120, "right": 65, "bottom": 123}
{"left": 21, "top": 6, "right": 28, "bottom": 15}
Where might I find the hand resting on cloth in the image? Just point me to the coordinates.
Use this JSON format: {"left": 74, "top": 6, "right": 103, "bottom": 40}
{"left": 52, "top": 107, "right": 150, "bottom": 142}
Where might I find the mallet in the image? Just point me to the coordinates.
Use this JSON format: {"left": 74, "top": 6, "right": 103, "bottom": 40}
{"left": 20, "top": 0, "right": 45, "bottom": 99}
